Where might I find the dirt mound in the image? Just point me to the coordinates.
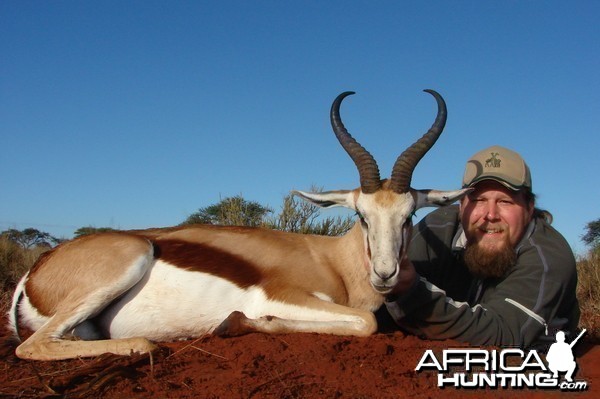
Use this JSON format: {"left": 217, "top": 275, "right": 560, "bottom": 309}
{"left": 1, "top": 323, "right": 598, "bottom": 398}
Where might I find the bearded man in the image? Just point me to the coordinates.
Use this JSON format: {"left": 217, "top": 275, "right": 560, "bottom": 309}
{"left": 381, "top": 145, "right": 580, "bottom": 349}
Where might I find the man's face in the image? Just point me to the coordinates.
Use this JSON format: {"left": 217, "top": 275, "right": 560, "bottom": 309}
{"left": 459, "top": 180, "right": 533, "bottom": 278}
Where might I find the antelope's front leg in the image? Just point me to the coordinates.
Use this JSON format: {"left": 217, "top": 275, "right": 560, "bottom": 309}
{"left": 213, "top": 299, "right": 378, "bottom": 337}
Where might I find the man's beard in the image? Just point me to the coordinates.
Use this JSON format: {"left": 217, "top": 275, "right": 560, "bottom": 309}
{"left": 463, "top": 237, "right": 516, "bottom": 279}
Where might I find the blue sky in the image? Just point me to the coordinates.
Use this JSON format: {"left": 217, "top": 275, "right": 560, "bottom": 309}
{"left": 1, "top": 1, "right": 598, "bottom": 254}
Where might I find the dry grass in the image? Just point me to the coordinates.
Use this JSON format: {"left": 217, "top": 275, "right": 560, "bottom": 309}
{"left": 576, "top": 248, "right": 600, "bottom": 342}
{"left": 0, "top": 236, "right": 48, "bottom": 309}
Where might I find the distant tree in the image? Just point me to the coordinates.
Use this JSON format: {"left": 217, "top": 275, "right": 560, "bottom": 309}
{"left": 182, "top": 195, "right": 273, "bottom": 227}
{"left": 265, "top": 192, "right": 320, "bottom": 233}
{"left": 1, "top": 228, "right": 61, "bottom": 249}
{"left": 74, "top": 226, "right": 118, "bottom": 238}
{"left": 182, "top": 190, "right": 354, "bottom": 237}
{"left": 264, "top": 188, "right": 354, "bottom": 236}
{"left": 582, "top": 218, "right": 600, "bottom": 249}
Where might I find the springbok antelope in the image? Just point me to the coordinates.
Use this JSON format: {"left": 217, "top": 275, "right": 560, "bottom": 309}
{"left": 9, "top": 90, "right": 469, "bottom": 361}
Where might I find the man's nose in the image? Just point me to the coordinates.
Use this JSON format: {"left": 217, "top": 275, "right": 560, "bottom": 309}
{"left": 484, "top": 202, "right": 499, "bottom": 220}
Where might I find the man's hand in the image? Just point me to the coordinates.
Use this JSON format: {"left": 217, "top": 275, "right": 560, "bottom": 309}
{"left": 387, "top": 255, "right": 418, "bottom": 301}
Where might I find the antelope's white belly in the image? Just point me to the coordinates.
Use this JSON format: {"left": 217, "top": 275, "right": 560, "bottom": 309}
{"left": 99, "top": 260, "right": 262, "bottom": 340}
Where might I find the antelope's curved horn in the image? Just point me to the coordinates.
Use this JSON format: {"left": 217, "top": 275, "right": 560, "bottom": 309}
{"left": 389, "top": 90, "right": 447, "bottom": 194}
{"left": 331, "top": 92, "right": 381, "bottom": 194}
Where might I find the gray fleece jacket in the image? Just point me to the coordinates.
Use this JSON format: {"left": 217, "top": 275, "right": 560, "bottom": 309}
{"left": 384, "top": 205, "right": 580, "bottom": 349}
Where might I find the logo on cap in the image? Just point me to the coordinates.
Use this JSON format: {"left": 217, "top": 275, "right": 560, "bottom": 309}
{"left": 485, "top": 152, "right": 501, "bottom": 168}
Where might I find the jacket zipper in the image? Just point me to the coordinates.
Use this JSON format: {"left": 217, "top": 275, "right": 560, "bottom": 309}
{"left": 505, "top": 298, "right": 548, "bottom": 335}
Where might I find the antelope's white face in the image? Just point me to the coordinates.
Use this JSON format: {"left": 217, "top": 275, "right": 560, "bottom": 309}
{"left": 354, "top": 189, "right": 414, "bottom": 292}
{"left": 294, "top": 185, "right": 469, "bottom": 294}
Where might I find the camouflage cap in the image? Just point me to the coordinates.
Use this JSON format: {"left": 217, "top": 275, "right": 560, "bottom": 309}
{"left": 462, "top": 145, "right": 532, "bottom": 191}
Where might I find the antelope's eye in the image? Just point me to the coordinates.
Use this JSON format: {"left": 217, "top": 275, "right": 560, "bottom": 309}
{"left": 356, "top": 211, "right": 368, "bottom": 226}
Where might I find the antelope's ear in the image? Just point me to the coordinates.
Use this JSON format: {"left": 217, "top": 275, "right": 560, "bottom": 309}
{"left": 412, "top": 188, "right": 472, "bottom": 210}
{"left": 292, "top": 190, "right": 356, "bottom": 210}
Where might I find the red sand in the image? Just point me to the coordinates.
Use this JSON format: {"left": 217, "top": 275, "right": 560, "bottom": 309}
{"left": 1, "top": 323, "right": 598, "bottom": 398}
